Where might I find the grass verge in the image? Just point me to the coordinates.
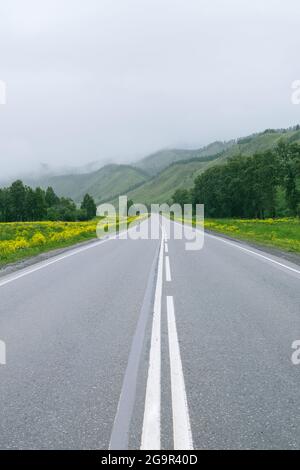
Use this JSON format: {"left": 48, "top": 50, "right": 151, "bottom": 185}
{"left": 0, "top": 216, "right": 140, "bottom": 268}
{"left": 173, "top": 216, "right": 300, "bottom": 254}
{"left": 204, "top": 218, "right": 300, "bottom": 253}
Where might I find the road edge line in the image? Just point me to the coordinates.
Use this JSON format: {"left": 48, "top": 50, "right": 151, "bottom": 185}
{"left": 0, "top": 222, "right": 146, "bottom": 288}
{"left": 169, "top": 217, "right": 300, "bottom": 276}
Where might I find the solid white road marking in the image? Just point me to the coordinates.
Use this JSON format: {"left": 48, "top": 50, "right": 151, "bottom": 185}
{"left": 0, "top": 238, "right": 112, "bottom": 289}
{"left": 141, "top": 230, "right": 164, "bottom": 450}
{"left": 167, "top": 296, "right": 193, "bottom": 450}
{"left": 0, "top": 222, "right": 144, "bottom": 289}
{"left": 165, "top": 256, "right": 171, "bottom": 282}
{"left": 169, "top": 217, "right": 300, "bottom": 277}
{"left": 206, "top": 232, "right": 300, "bottom": 276}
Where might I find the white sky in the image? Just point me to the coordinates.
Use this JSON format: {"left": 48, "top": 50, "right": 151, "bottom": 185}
{"left": 0, "top": 0, "right": 300, "bottom": 178}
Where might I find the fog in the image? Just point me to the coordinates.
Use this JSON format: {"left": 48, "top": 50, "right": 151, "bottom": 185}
{"left": 0, "top": 0, "right": 300, "bottom": 179}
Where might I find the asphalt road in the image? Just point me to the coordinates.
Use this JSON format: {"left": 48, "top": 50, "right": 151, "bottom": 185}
{"left": 0, "top": 215, "right": 299, "bottom": 449}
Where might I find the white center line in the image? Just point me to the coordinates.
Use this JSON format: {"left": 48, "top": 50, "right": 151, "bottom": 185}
{"left": 165, "top": 255, "right": 172, "bottom": 282}
{"left": 167, "top": 295, "right": 193, "bottom": 450}
{"left": 141, "top": 229, "right": 164, "bottom": 450}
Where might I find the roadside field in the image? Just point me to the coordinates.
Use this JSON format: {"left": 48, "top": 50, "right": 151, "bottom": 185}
{"left": 172, "top": 215, "right": 300, "bottom": 254}
{"left": 0, "top": 216, "right": 138, "bottom": 267}
{"left": 197, "top": 217, "right": 300, "bottom": 253}
{"left": 203, "top": 218, "right": 300, "bottom": 253}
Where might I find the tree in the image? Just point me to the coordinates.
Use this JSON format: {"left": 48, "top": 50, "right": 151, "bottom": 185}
{"left": 0, "top": 188, "right": 10, "bottom": 222}
{"left": 172, "top": 189, "right": 191, "bottom": 208}
{"left": 0, "top": 181, "right": 92, "bottom": 222}
{"left": 24, "top": 186, "right": 37, "bottom": 221}
{"left": 33, "top": 187, "right": 47, "bottom": 220}
{"left": 55, "top": 198, "right": 78, "bottom": 221}
{"left": 127, "top": 199, "right": 134, "bottom": 213}
{"left": 192, "top": 150, "right": 282, "bottom": 219}
{"left": 276, "top": 141, "right": 300, "bottom": 215}
{"left": 81, "top": 194, "right": 97, "bottom": 220}
{"left": 9, "top": 180, "right": 26, "bottom": 221}
{"left": 45, "top": 187, "right": 59, "bottom": 208}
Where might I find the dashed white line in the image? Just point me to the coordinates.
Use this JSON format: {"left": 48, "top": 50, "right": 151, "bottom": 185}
{"left": 165, "top": 243, "right": 168, "bottom": 253}
{"left": 165, "top": 256, "right": 171, "bottom": 282}
{"left": 167, "top": 296, "right": 193, "bottom": 450}
{"left": 141, "top": 230, "right": 164, "bottom": 450}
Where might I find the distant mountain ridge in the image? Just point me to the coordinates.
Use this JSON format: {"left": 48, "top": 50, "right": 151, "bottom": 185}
{"left": 24, "top": 164, "right": 148, "bottom": 204}
{"left": 126, "top": 126, "right": 300, "bottom": 205}
{"left": 9, "top": 125, "right": 300, "bottom": 205}
{"left": 134, "top": 141, "right": 234, "bottom": 176}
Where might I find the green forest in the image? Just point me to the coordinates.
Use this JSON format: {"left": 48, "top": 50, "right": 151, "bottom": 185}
{"left": 173, "top": 141, "right": 300, "bottom": 219}
{"left": 0, "top": 180, "right": 97, "bottom": 222}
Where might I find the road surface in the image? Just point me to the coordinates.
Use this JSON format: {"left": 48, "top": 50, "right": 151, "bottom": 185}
{"left": 0, "top": 215, "right": 299, "bottom": 450}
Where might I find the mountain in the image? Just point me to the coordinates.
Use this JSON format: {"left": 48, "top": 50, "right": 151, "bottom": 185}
{"left": 124, "top": 155, "right": 221, "bottom": 205}
{"left": 15, "top": 125, "right": 300, "bottom": 206}
{"left": 25, "top": 164, "right": 148, "bottom": 204}
{"left": 217, "top": 127, "right": 300, "bottom": 162}
{"left": 126, "top": 127, "right": 300, "bottom": 205}
{"left": 134, "top": 141, "right": 234, "bottom": 176}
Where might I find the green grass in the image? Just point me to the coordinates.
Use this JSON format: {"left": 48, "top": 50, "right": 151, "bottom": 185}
{"left": 172, "top": 215, "right": 300, "bottom": 253}
{"left": 202, "top": 218, "right": 300, "bottom": 253}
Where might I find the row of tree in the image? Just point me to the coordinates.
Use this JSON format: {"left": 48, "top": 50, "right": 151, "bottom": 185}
{"left": 0, "top": 180, "right": 97, "bottom": 222}
{"left": 173, "top": 141, "right": 300, "bottom": 218}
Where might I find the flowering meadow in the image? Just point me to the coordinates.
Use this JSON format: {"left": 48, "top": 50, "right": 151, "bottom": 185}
{"left": 171, "top": 215, "right": 300, "bottom": 253}
{"left": 0, "top": 217, "right": 137, "bottom": 267}
{"left": 203, "top": 218, "right": 300, "bottom": 253}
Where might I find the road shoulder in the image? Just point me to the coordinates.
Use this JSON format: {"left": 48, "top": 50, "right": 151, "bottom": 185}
{"left": 205, "top": 229, "right": 300, "bottom": 267}
{"left": 0, "top": 237, "right": 101, "bottom": 279}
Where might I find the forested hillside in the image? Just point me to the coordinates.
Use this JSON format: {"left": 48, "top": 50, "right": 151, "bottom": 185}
{"left": 134, "top": 141, "right": 233, "bottom": 176}
{"left": 173, "top": 141, "right": 300, "bottom": 218}
{"left": 127, "top": 127, "right": 300, "bottom": 206}
{"left": 3, "top": 125, "right": 300, "bottom": 207}
{"left": 125, "top": 154, "right": 221, "bottom": 205}
{"left": 24, "top": 164, "right": 148, "bottom": 204}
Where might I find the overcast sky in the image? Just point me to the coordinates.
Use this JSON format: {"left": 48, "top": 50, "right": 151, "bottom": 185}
{"left": 0, "top": 0, "right": 300, "bottom": 178}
